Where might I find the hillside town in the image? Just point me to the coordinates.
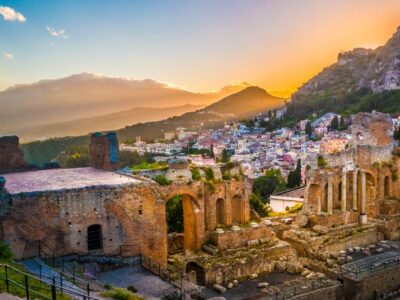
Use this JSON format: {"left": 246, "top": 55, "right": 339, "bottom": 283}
{"left": 120, "top": 110, "right": 400, "bottom": 181}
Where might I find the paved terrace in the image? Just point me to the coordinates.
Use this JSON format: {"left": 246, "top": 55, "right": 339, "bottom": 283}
{"left": 1, "top": 167, "right": 141, "bottom": 194}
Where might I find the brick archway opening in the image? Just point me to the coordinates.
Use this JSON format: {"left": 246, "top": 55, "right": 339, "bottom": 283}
{"left": 165, "top": 194, "right": 199, "bottom": 255}
{"left": 186, "top": 261, "right": 205, "bottom": 286}
{"left": 384, "top": 175, "right": 390, "bottom": 198}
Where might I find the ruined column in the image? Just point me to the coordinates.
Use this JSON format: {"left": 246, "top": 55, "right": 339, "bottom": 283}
{"left": 360, "top": 170, "right": 367, "bottom": 224}
{"left": 327, "top": 175, "right": 333, "bottom": 214}
{"left": 341, "top": 169, "right": 347, "bottom": 212}
{"left": 352, "top": 169, "right": 358, "bottom": 211}
{"left": 317, "top": 196, "right": 321, "bottom": 215}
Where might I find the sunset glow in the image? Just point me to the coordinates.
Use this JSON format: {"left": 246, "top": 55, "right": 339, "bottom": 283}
{"left": 1, "top": 0, "right": 400, "bottom": 96}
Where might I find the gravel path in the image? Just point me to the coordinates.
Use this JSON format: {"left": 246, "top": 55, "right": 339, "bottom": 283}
{"left": 97, "top": 266, "right": 177, "bottom": 299}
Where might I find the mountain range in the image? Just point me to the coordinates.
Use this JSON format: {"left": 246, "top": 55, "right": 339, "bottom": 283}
{"left": 22, "top": 86, "right": 284, "bottom": 166}
{"left": 0, "top": 73, "right": 251, "bottom": 138}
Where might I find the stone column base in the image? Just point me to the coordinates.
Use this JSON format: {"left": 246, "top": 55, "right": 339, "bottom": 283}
{"left": 359, "top": 214, "right": 367, "bottom": 225}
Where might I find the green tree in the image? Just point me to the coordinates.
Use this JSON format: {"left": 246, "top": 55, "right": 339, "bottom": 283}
{"left": 221, "top": 148, "right": 230, "bottom": 163}
{"left": 155, "top": 174, "right": 171, "bottom": 186}
{"left": 205, "top": 167, "right": 215, "bottom": 181}
{"left": 253, "top": 169, "right": 287, "bottom": 200}
{"left": 287, "top": 171, "right": 296, "bottom": 188}
{"left": 330, "top": 116, "right": 339, "bottom": 131}
{"left": 191, "top": 168, "right": 201, "bottom": 181}
{"left": 166, "top": 195, "right": 183, "bottom": 233}
{"left": 294, "top": 159, "right": 302, "bottom": 186}
{"left": 339, "top": 116, "right": 347, "bottom": 130}
{"left": 305, "top": 121, "right": 312, "bottom": 136}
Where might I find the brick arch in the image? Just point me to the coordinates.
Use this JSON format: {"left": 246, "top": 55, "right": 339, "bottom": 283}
{"left": 104, "top": 199, "right": 137, "bottom": 245}
{"left": 162, "top": 186, "right": 203, "bottom": 252}
{"left": 162, "top": 185, "right": 201, "bottom": 210}
{"left": 231, "top": 194, "right": 242, "bottom": 224}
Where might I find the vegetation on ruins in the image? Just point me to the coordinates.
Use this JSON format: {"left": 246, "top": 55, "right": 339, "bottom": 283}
{"left": 191, "top": 168, "right": 202, "bottom": 181}
{"left": 131, "top": 161, "right": 168, "bottom": 171}
{"left": 155, "top": 174, "right": 171, "bottom": 186}
{"left": 166, "top": 195, "right": 184, "bottom": 233}
{"left": 317, "top": 155, "right": 327, "bottom": 168}
{"left": 101, "top": 287, "right": 144, "bottom": 300}
{"left": 204, "top": 167, "right": 215, "bottom": 181}
{"left": 249, "top": 194, "right": 269, "bottom": 217}
{"left": 252, "top": 169, "right": 287, "bottom": 201}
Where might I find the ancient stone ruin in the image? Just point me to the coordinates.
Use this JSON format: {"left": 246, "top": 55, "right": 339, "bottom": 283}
{"left": 1, "top": 112, "right": 400, "bottom": 299}
{"left": 0, "top": 136, "right": 32, "bottom": 173}
{"left": 89, "top": 132, "right": 121, "bottom": 171}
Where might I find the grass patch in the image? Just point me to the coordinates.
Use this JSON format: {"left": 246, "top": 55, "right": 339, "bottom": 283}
{"left": 131, "top": 161, "right": 168, "bottom": 171}
{"left": 101, "top": 287, "right": 144, "bottom": 300}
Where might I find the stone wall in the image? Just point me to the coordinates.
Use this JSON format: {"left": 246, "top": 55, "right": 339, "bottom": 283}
{"left": 209, "top": 225, "right": 275, "bottom": 250}
{"left": 1, "top": 175, "right": 253, "bottom": 265}
{"left": 203, "top": 241, "right": 296, "bottom": 285}
{"left": 342, "top": 263, "right": 400, "bottom": 300}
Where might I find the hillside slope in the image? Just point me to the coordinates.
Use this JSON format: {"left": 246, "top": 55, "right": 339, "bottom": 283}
{"left": 286, "top": 26, "right": 400, "bottom": 121}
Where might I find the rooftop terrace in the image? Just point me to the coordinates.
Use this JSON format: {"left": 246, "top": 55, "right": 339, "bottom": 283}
{"left": 1, "top": 167, "right": 140, "bottom": 194}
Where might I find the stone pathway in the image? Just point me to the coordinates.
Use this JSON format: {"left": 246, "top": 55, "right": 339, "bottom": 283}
{"left": 97, "top": 265, "right": 177, "bottom": 300}
{"left": 0, "top": 293, "right": 25, "bottom": 300}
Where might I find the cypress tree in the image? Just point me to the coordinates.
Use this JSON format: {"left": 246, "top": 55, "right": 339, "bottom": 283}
{"left": 295, "top": 159, "right": 302, "bottom": 186}
{"left": 305, "top": 121, "right": 312, "bottom": 136}
{"left": 330, "top": 116, "right": 339, "bottom": 130}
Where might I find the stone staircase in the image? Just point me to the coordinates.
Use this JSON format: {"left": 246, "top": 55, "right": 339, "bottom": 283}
{"left": 20, "top": 258, "right": 87, "bottom": 296}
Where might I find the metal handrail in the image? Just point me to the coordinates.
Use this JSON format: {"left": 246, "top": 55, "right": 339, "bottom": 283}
{"left": 2, "top": 263, "right": 101, "bottom": 300}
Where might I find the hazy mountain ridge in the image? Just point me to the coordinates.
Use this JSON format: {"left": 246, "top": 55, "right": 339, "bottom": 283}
{"left": 0, "top": 73, "right": 250, "bottom": 135}
{"left": 15, "top": 104, "right": 203, "bottom": 142}
{"left": 22, "top": 86, "right": 285, "bottom": 166}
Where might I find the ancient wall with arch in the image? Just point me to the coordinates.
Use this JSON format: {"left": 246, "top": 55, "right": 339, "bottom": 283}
{"left": 0, "top": 175, "right": 252, "bottom": 265}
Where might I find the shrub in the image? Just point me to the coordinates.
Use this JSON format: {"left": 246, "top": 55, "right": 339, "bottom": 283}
{"left": 101, "top": 288, "right": 144, "bottom": 300}
{"left": 191, "top": 168, "right": 201, "bottom": 181}
{"left": 0, "top": 241, "right": 14, "bottom": 260}
{"left": 205, "top": 167, "right": 214, "bottom": 181}
{"left": 222, "top": 171, "right": 231, "bottom": 180}
{"left": 155, "top": 174, "right": 171, "bottom": 186}
{"left": 249, "top": 194, "right": 268, "bottom": 217}
{"left": 127, "top": 285, "right": 137, "bottom": 293}
{"left": 317, "top": 156, "right": 327, "bottom": 168}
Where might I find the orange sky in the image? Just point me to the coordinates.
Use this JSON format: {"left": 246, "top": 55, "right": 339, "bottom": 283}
{"left": 1, "top": 0, "right": 400, "bottom": 97}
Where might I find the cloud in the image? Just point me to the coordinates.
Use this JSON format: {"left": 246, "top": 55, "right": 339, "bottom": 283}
{"left": 47, "top": 26, "right": 69, "bottom": 39}
{"left": 3, "top": 52, "right": 13, "bottom": 60}
{"left": 0, "top": 6, "right": 26, "bottom": 22}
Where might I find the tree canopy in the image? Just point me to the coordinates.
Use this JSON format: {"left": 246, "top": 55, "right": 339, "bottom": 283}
{"left": 252, "top": 169, "right": 287, "bottom": 201}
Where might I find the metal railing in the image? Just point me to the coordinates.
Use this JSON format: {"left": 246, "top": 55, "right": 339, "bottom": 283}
{"left": 2, "top": 263, "right": 100, "bottom": 300}
{"left": 341, "top": 255, "right": 400, "bottom": 279}
{"left": 36, "top": 240, "right": 92, "bottom": 294}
